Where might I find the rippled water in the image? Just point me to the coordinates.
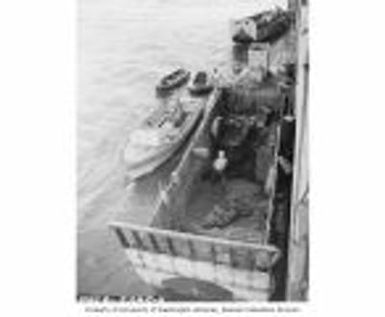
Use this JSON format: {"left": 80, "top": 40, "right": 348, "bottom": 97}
{"left": 77, "top": 0, "right": 286, "bottom": 296}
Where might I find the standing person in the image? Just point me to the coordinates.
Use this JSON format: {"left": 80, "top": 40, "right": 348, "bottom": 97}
{"left": 212, "top": 150, "right": 228, "bottom": 189}
{"left": 209, "top": 115, "right": 228, "bottom": 186}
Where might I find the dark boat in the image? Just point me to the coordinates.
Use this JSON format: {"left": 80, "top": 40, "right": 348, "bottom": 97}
{"left": 156, "top": 68, "right": 190, "bottom": 93}
{"left": 231, "top": 8, "right": 293, "bottom": 44}
{"left": 188, "top": 71, "right": 214, "bottom": 95}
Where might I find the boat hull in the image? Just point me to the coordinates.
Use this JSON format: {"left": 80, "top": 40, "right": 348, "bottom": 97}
{"left": 110, "top": 222, "right": 280, "bottom": 301}
{"left": 156, "top": 69, "right": 190, "bottom": 93}
{"left": 125, "top": 146, "right": 176, "bottom": 181}
{"left": 124, "top": 103, "right": 204, "bottom": 182}
{"left": 188, "top": 72, "right": 214, "bottom": 96}
{"left": 188, "top": 85, "right": 213, "bottom": 96}
{"left": 113, "top": 88, "right": 283, "bottom": 301}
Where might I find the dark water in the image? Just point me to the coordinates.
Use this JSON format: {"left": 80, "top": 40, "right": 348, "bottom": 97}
{"left": 77, "top": 0, "right": 286, "bottom": 296}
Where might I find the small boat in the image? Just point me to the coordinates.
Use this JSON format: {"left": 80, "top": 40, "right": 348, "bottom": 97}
{"left": 124, "top": 98, "right": 204, "bottom": 181}
{"left": 231, "top": 8, "right": 293, "bottom": 44}
{"left": 156, "top": 68, "right": 190, "bottom": 93}
{"left": 188, "top": 71, "right": 214, "bottom": 95}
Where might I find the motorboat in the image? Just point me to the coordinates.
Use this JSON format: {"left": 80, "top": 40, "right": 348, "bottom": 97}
{"left": 124, "top": 98, "right": 204, "bottom": 181}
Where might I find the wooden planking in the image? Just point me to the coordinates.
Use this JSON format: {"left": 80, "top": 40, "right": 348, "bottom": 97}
{"left": 111, "top": 221, "right": 280, "bottom": 256}
{"left": 124, "top": 249, "right": 272, "bottom": 290}
{"left": 110, "top": 221, "right": 280, "bottom": 270}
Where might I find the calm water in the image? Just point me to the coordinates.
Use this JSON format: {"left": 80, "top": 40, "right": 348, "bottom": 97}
{"left": 77, "top": 0, "right": 286, "bottom": 295}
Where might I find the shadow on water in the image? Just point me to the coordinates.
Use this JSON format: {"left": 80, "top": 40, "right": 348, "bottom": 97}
{"left": 158, "top": 278, "right": 234, "bottom": 301}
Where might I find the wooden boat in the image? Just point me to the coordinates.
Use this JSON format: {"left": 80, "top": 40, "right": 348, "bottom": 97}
{"left": 156, "top": 68, "right": 190, "bottom": 93}
{"left": 231, "top": 8, "right": 292, "bottom": 44}
{"left": 188, "top": 71, "right": 214, "bottom": 95}
{"left": 123, "top": 98, "right": 204, "bottom": 181}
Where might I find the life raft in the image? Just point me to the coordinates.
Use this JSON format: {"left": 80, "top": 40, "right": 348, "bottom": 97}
{"left": 156, "top": 68, "right": 190, "bottom": 93}
{"left": 188, "top": 71, "right": 214, "bottom": 95}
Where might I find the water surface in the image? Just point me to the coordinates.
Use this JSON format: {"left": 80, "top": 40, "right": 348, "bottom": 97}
{"left": 77, "top": 0, "right": 285, "bottom": 296}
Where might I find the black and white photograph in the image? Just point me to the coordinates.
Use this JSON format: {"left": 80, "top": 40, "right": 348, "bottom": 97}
{"left": 77, "top": 0, "right": 309, "bottom": 302}
{"left": 5, "top": 0, "right": 385, "bottom": 315}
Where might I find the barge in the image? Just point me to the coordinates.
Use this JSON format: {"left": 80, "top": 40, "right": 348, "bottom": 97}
{"left": 110, "top": 1, "right": 308, "bottom": 302}
{"left": 112, "top": 84, "right": 289, "bottom": 300}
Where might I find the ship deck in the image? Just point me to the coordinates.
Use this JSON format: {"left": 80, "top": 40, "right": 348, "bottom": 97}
{"left": 181, "top": 179, "right": 268, "bottom": 244}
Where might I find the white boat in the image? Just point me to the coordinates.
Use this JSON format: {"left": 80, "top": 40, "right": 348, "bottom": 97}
{"left": 124, "top": 98, "right": 204, "bottom": 181}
